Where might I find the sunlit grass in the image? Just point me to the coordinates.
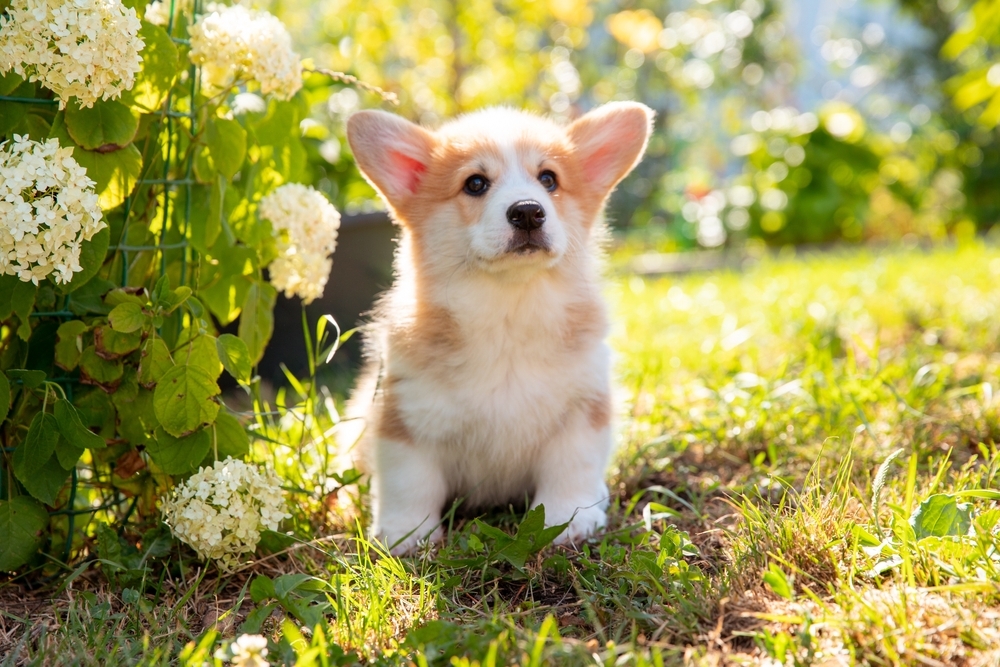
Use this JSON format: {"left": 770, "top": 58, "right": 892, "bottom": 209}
{"left": 4, "top": 243, "right": 1000, "bottom": 666}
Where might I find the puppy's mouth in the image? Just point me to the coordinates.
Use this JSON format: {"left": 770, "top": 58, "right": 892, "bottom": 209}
{"left": 505, "top": 230, "right": 552, "bottom": 255}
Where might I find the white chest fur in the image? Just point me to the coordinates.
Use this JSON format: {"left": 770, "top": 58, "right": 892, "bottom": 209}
{"left": 380, "top": 268, "right": 610, "bottom": 505}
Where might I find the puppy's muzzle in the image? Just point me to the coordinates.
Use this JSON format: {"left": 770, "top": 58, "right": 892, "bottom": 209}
{"left": 506, "top": 200, "right": 546, "bottom": 231}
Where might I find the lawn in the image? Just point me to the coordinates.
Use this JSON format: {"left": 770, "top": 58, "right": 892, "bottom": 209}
{"left": 3, "top": 243, "right": 999, "bottom": 666}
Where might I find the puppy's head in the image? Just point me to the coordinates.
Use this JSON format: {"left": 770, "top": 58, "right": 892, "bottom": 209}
{"left": 347, "top": 103, "right": 653, "bottom": 276}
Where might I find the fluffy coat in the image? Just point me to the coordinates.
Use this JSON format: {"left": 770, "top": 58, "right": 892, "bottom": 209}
{"left": 344, "top": 103, "right": 653, "bottom": 554}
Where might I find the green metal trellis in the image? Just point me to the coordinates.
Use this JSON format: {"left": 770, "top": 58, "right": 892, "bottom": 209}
{"left": 0, "top": 0, "right": 202, "bottom": 565}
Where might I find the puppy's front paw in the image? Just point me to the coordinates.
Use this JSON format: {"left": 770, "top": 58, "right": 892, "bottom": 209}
{"left": 549, "top": 505, "right": 607, "bottom": 547}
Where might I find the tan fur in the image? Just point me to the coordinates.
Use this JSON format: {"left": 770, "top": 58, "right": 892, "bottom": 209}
{"left": 345, "top": 103, "right": 653, "bottom": 554}
{"left": 376, "top": 380, "right": 412, "bottom": 444}
{"left": 584, "top": 394, "right": 612, "bottom": 431}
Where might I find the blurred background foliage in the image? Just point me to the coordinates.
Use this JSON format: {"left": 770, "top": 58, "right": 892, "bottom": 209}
{"left": 276, "top": 0, "right": 1000, "bottom": 251}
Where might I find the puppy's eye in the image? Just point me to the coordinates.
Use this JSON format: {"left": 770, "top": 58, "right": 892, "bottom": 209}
{"left": 539, "top": 170, "right": 558, "bottom": 192}
{"left": 463, "top": 174, "right": 490, "bottom": 196}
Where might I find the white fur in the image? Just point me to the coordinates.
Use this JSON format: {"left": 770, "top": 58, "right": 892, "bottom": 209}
{"left": 345, "top": 104, "right": 652, "bottom": 555}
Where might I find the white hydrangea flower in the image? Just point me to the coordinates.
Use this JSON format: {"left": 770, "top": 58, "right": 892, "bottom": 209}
{"left": 230, "top": 634, "right": 269, "bottom": 667}
{"left": 0, "top": 0, "right": 144, "bottom": 109}
{"left": 0, "top": 136, "right": 105, "bottom": 285}
{"left": 144, "top": 0, "right": 190, "bottom": 28}
{"left": 188, "top": 3, "right": 302, "bottom": 100}
{"left": 160, "top": 457, "right": 291, "bottom": 572}
{"left": 144, "top": 1, "right": 170, "bottom": 26}
{"left": 258, "top": 184, "right": 340, "bottom": 304}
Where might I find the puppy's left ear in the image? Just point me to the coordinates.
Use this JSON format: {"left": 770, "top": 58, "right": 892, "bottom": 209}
{"left": 346, "top": 110, "right": 436, "bottom": 210}
{"left": 568, "top": 102, "right": 654, "bottom": 194}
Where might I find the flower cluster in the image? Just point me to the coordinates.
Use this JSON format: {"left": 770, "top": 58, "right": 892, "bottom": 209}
{"left": 228, "top": 634, "right": 270, "bottom": 667}
{"left": 189, "top": 3, "right": 302, "bottom": 100}
{"left": 143, "top": 0, "right": 170, "bottom": 26}
{"left": 0, "top": 0, "right": 143, "bottom": 109}
{"left": 142, "top": 0, "right": 191, "bottom": 28}
{"left": 258, "top": 184, "right": 340, "bottom": 304}
{"left": 160, "top": 457, "right": 290, "bottom": 572}
{"left": 0, "top": 137, "right": 105, "bottom": 285}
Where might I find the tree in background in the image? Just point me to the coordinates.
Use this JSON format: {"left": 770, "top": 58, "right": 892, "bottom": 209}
{"left": 283, "top": 0, "right": 998, "bottom": 249}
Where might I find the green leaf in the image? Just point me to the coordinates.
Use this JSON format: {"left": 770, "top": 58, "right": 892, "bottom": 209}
{"left": 241, "top": 603, "right": 278, "bottom": 634}
{"left": 188, "top": 179, "right": 226, "bottom": 254}
{"left": 0, "top": 274, "right": 17, "bottom": 320}
{"left": 55, "top": 435, "right": 84, "bottom": 470}
{"left": 79, "top": 346, "right": 125, "bottom": 386}
{"left": 18, "top": 454, "right": 72, "bottom": 506}
{"left": 200, "top": 270, "right": 254, "bottom": 326}
{"left": 193, "top": 143, "right": 217, "bottom": 183}
{"left": 253, "top": 100, "right": 299, "bottom": 146}
{"left": 250, "top": 574, "right": 277, "bottom": 603}
{"left": 217, "top": 334, "right": 252, "bottom": 384}
{"left": 492, "top": 505, "right": 568, "bottom": 569}
{"left": 910, "top": 493, "right": 974, "bottom": 540}
{"left": 123, "top": 22, "right": 179, "bottom": 113}
{"left": 15, "top": 112, "right": 51, "bottom": 142}
{"left": 13, "top": 412, "right": 60, "bottom": 478}
{"left": 214, "top": 411, "right": 249, "bottom": 460}
{"left": 207, "top": 117, "right": 247, "bottom": 179}
{"left": 74, "top": 143, "right": 144, "bottom": 211}
{"left": 6, "top": 369, "right": 46, "bottom": 388}
{"left": 763, "top": 564, "right": 793, "bottom": 599}
{"left": 150, "top": 275, "right": 169, "bottom": 304}
{"left": 239, "top": 282, "right": 276, "bottom": 365}
{"left": 159, "top": 286, "right": 192, "bottom": 314}
{"left": 152, "top": 364, "right": 221, "bottom": 437}
{"left": 68, "top": 277, "right": 115, "bottom": 315}
{"left": 138, "top": 338, "right": 172, "bottom": 387}
{"left": 13, "top": 414, "right": 72, "bottom": 505}
{"left": 94, "top": 325, "right": 142, "bottom": 358}
{"left": 108, "top": 302, "right": 148, "bottom": 333}
{"left": 113, "top": 366, "right": 139, "bottom": 404}
{"left": 54, "top": 399, "right": 105, "bottom": 451}
{"left": 0, "top": 372, "right": 9, "bottom": 425}
{"left": 0, "top": 71, "right": 24, "bottom": 96}
{"left": 51, "top": 112, "right": 142, "bottom": 210}
{"left": 0, "top": 497, "right": 48, "bottom": 572}
{"left": 74, "top": 388, "right": 117, "bottom": 440}
{"left": 54, "top": 320, "right": 88, "bottom": 370}
{"left": 105, "top": 288, "right": 147, "bottom": 308}
{"left": 12, "top": 278, "right": 36, "bottom": 341}
{"left": 176, "top": 334, "right": 223, "bottom": 379}
{"left": 64, "top": 100, "right": 139, "bottom": 150}
{"left": 146, "top": 427, "right": 212, "bottom": 475}
{"left": 115, "top": 388, "right": 155, "bottom": 446}
{"left": 0, "top": 81, "right": 31, "bottom": 137}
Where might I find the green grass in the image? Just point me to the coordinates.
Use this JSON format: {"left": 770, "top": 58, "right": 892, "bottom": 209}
{"left": 3, "top": 243, "right": 1000, "bottom": 666}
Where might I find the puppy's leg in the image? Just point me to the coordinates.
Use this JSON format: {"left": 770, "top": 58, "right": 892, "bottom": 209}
{"left": 531, "top": 403, "right": 613, "bottom": 546}
{"left": 371, "top": 438, "right": 447, "bottom": 555}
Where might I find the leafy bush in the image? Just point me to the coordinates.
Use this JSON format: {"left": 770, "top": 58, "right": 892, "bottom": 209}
{"left": 0, "top": 0, "right": 345, "bottom": 575}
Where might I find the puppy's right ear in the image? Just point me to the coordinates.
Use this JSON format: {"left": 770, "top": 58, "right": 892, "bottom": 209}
{"left": 346, "top": 110, "right": 435, "bottom": 208}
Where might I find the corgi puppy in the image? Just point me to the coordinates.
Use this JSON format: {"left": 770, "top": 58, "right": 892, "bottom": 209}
{"left": 345, "top": 102, "right": 653, "bottom": 555}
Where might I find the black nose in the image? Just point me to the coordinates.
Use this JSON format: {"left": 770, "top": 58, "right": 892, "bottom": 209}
{"left": 506, "top": 200, "right": 546, "bottom": 231}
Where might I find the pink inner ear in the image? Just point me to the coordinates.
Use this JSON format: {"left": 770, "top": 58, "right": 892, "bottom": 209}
{"left": 389, "top": 151, "right": 427, "bottom": 194}
{"left": 582, "top": 144, "right": 616, "bottom": 184}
